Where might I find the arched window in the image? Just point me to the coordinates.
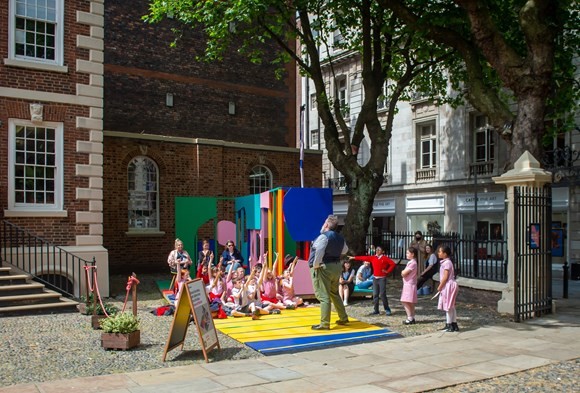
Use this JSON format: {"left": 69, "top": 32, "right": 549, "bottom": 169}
{"left": 128, "top": 156, "right": 159, "bottom": 230}
{"left": 249, "top": 165, "right": 272, "bottom": 194}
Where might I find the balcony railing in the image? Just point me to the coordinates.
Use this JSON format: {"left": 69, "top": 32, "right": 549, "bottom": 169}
{"left": 328, "top": 175, "right": 388, "bottom": 192}
{"left": 328, "top": 176, "right": 348, "bottom": 191}
{"left": 416, "top": 168, "right": 436, "bottom": 182}
{"left": 469, "top": 161, "right": 495, "bottom": 177}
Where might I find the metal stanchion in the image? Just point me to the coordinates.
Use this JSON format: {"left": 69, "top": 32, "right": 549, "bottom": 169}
{"left": 563, "top": 261, "right": 569, "bottom": 299}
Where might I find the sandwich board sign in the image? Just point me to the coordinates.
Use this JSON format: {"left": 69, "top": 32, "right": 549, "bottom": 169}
{"left": 162, "top": 278, "right": 219, "bottom": 362}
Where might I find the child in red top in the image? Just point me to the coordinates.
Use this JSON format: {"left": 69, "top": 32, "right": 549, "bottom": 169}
{"left": 349, "top": 245, "right": 396, "bottom": 315}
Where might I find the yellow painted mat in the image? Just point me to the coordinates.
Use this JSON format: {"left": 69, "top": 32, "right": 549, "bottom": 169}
{"left": 213, "top": 307, "right": 401, "bottom": 355}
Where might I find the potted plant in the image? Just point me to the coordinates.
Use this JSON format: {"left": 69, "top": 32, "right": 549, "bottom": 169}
{"left": 79, "top": 295, "right": 120, "bottom": 329}
{"left": 100, "top": 312, "right": 140, "bottom": 350}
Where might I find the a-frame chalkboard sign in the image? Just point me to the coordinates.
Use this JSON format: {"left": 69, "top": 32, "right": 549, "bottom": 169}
{"left": 162, "top": 278, "right": 220, "bottom": 362}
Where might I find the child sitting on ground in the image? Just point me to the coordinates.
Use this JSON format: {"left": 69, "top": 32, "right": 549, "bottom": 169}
{"left": 277, "top": 256, "right": 303, "bottom": 308}
{"left": 174, "top": 268, "right": 191, "bottom": 305}
{"left": 257, "top": 252, "right": 286, "bottom": 312}
{"left": 207, "top": 265, "right": 226, "bottom": 303}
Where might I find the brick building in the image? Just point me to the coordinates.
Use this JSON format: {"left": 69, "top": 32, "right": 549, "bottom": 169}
{"left": 0, "top": 0, "right": 109, "bottom": 294}
{"left": 0, "top": 0, "right": 321, "bottom": 295}
{"left": 103, "top": 2, "right": 321, "bottom": 275}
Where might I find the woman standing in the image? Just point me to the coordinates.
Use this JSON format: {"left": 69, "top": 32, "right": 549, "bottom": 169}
{"left": 167, "top": 238, "right": 192, "bottom": 273}
{"left": 197, "top": 238, "right": 215, "bottom": 276}
{"left": 400, "top": 247, "right": 418, "bottom": 324}
{"left": 167, "top": 238, "right": 192, "bottom": 293}
{"left": 437, "top": 245, "right": 459, "bottom": 332}
{"left": 338, "top": 260, "right": 355, "bottom": 306}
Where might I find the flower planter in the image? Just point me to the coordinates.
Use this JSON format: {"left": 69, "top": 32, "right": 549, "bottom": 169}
{"left": 101, "top": 330, "right": 140, "bottom": 350}
{"left": 91, "top": 314, "right": 106, "bottom": 330}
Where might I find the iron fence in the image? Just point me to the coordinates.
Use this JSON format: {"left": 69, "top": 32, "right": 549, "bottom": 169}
{"left": 365, "top": 231, "right": 507, "bottom": 283}
{"left": 0, "top": 219, "right": 92, "bottom": 298}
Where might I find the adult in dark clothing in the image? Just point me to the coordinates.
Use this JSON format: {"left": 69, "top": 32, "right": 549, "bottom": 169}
{"left": 221, "top": 240, "right": 244, "bottom": 273}
{"left": 308, "top": 215, "right": 349, "bottom": 330}
{"left": 417, "top": 244, "right": 440, "bottom": 290}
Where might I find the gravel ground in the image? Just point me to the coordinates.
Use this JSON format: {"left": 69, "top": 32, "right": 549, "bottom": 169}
{"left": 0, "top": 273, "right": 577, "bottom": 391}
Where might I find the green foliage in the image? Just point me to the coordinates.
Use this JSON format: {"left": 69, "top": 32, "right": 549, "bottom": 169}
{"left": 80, "top": 294, "right": 119, "bottom": 315}
{"left": 100, "top": 312, "right": 140, "bottom": 334}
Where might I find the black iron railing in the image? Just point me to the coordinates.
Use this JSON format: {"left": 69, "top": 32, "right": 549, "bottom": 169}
{"left": 364, "top": 231, "right": 507, "bottom": 283}
{"left": 0, "top": 220, "right": 92, "bottom": 298}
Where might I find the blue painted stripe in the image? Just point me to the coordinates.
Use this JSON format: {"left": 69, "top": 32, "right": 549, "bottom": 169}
{"left": 247, "top": 329, "right": 400, "bottom": 351}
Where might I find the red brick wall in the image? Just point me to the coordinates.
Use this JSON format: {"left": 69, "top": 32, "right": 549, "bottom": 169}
{"left": 103, "top": 137, "right": 322, "bottom": 274}
{"left": 103, "top": 1, "right": 296, "bottom": 146}
{"left": 0, "top": 0, "right": 91, "bottom": 92}
{"left": 0, "top": 100, "right": 90, "bottom": 244}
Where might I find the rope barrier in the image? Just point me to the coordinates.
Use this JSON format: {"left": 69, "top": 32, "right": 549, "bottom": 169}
{"left": 83, "top": 264, "right": 110, "bottom": 318}
{"left": 121, "top": 274, "right": 140, "bottom": 313}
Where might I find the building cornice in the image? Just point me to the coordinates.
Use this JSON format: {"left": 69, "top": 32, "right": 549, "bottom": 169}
{"left": 103, "top": 131, "right": 323, "bottom": 155}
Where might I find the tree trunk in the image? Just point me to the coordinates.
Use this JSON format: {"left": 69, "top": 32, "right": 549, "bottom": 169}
{"left": 507, "top": 93, "right": 546, "bottom": 166}
{"left": 341, "top": 176, "right": 382, "bottom": 255}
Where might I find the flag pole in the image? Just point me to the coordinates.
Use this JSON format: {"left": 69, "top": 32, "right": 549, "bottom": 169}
{"left": 299, "top": 104, "right": 305, "bottom": 188}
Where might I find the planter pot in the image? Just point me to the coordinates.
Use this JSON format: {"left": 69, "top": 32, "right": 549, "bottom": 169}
{"left": 77, "top": 303, "right": 87, "bottom": 314}
{"left": 91, "top": 314, "right": 107, "bottom": 330}
{"left": 101, "top": 331, "right": 140, "bottom": 350}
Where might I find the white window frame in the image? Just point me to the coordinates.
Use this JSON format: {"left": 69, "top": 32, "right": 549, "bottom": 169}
{"left": 419, "top": 122, "right": 437, "bottom": 169}
{"left": 128, "top": 156, "right": 160, "bottom": 231}
{"left": 7, "top": 119, "right": 64, "bottom": 213}
{"left": 473, "top": 114, "right": 494, "bottom": 163}
{"left": 377, "top": 82, "right": 388, "bottom": 110}
{"left": 310, "top": 129, "right": 319, "bottom": 149}
{"left": 249, "top": 165, "right": 273, "bottom": 194}
{"left": 7, "top": 0, "right": 65, "bottom": 68}
{"left": 336, "top": 77, "right": 348, "bottom": 108}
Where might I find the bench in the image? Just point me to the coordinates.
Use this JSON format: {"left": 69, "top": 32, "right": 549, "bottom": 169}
{"left": 351, "top": 285, "right": 373, "bottom": 298}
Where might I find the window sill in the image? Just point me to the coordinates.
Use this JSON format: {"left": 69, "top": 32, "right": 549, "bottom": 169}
{"left": 4, "top": 58, "right": 68, "bottom": 73}
{"left": 125, "top": 230, "right": 166, "bottom": 237}
{"left": 4, "top": 209, "right": 68, "bottom": 218}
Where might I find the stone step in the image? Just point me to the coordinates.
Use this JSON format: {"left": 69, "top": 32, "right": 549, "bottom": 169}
{"left": 0, "top": 267, "right": 11, "bottom": 276}
{"left": 0, "top": 282, "right": 46, "bottom": 296}
{"left": 0, "top": 298, "right": 78, "bottom": 316}
{"left": 0, "top": 291, "right": 62, "bottom": 307}
{"left": 0, "top": 274, "right": 29, "bottom": 286}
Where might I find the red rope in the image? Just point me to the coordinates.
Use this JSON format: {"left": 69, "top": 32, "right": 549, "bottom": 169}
{"left": 121, "top": 275, "right": 140, "bottom": 312}
{"left": 83, "top": 265, "right": 110, "bottom": 318}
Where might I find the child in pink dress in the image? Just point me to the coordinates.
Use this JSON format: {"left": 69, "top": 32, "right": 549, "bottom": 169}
{"left": 278, "top": 256, "right": 303, "bottom": 308}
{"left": 400, "top": 247, "right": 418, "bottom": 325}
{"left": 437, "top": 245, "right": 459, "bottom": 332}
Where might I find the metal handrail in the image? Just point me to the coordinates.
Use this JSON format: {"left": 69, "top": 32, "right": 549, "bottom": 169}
{"left": 0, "top": 219, "right": 92, "bottom": 298}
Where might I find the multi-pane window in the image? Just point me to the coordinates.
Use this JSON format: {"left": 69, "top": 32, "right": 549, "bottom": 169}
{"left": 336, "top": 77, "right": 347, "bottom": 108}
{"left": 128, "top": 157, "right": 159, "bottom": 230}
{"left": 377, "top": 82, "right": 388, "bottom": 109}
{"left": 310, "top": 93, "right": 317, "bottom": 110}
{"left": 310, "top": 129, "right": 319, "bottom": 149}
{"left": 8, "top": 120, "right": 63, "bottom": 210}
{"left": 11, "top": 0, "right": 61, "bottom": 63}
{"left": 473, "top": 115, "right": 494, "bottom": 162}
{"left": 419, "top": 123, "right": 437, "bottom": 169}
{"left": 249, "top": 165, "right": 272, "bottom": 194}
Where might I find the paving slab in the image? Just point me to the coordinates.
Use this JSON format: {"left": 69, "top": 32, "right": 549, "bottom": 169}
{"left": 491, "top": 354, "right": 554, "bottom": 370}
{"left": 375, "top": 374, "right": 450, "bottom": 393}
{"left": 303, "top": 368, "right": 387, "bottom": 391}
{"left": 127, "top": 365, "right": 213, "bottom": 386}
{"left": 258, "top": 377, "right": 328, "bottom": 393}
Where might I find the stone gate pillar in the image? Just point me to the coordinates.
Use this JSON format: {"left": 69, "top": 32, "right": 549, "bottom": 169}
{"left": 493, "top": 151, "right": 552, "bottom": 314}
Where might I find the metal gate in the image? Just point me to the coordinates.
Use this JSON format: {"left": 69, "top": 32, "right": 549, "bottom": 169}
{"left": 514, "top": 186, "right": 552, "bottom": 322}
